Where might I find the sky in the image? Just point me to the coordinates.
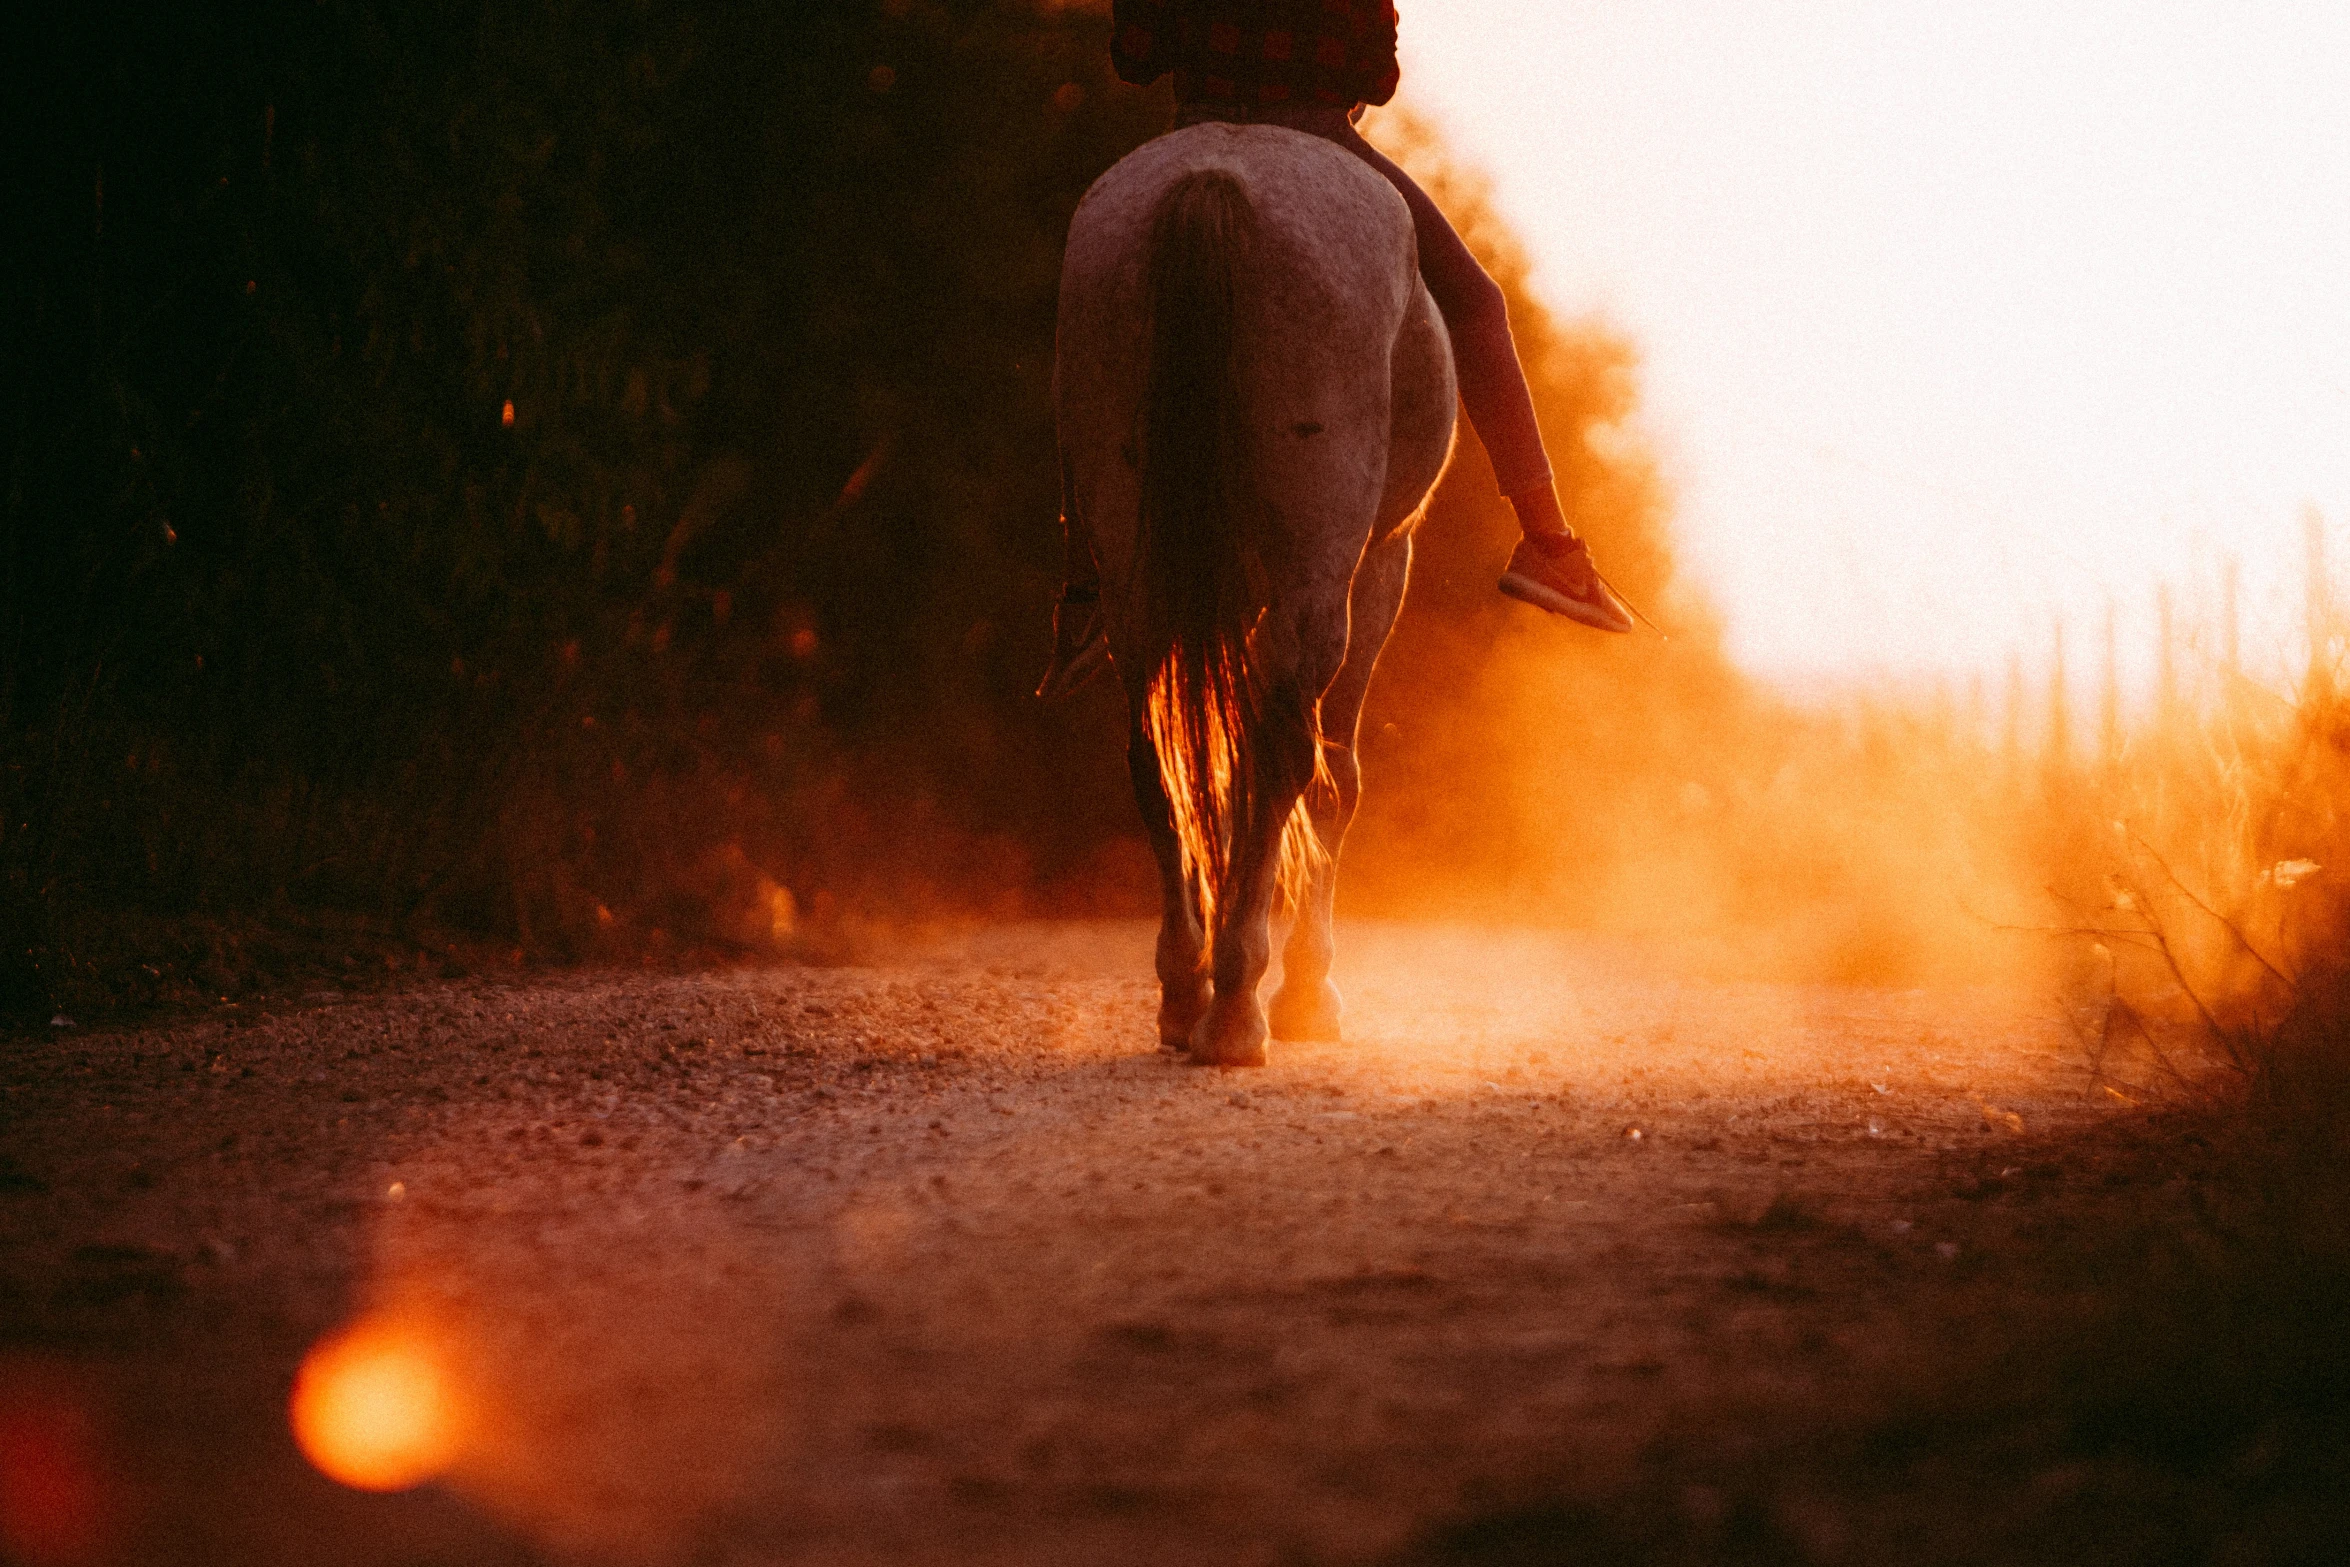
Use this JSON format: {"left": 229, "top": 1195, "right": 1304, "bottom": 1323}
{"left": 1381, "top": 1, "right": 2350, "bottom": 698}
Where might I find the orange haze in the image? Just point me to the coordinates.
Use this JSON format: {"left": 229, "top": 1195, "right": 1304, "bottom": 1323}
{"left": 1338, "top": 116, "right": 2045, "bottom": 987}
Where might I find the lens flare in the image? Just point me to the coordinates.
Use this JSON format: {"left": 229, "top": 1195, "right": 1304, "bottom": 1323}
{"left": 290, "top": 1314, "right": 455, "bottom": 1492}
{"left": 0, "top": 1375, "right": 105, "bottom": 1567}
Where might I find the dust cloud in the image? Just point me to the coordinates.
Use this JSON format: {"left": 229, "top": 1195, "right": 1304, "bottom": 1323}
{"left": 1333, "top": 117, "right": 2047, "bottom": 990}
{"left": 1314, "top": 117, "right": 2350, "bottom": 1030}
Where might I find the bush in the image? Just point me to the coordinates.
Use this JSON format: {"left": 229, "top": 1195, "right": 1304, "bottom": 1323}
{"left": 3, "top": 0, "right": 1170, "bottom": 1013}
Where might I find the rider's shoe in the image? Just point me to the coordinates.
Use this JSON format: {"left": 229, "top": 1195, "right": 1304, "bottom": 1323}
{"left": 1034, "top": 584, "right": 1110, "bottom": 699}
{"left": 1497, "top": 531, "right": 1635, "bottom": 634}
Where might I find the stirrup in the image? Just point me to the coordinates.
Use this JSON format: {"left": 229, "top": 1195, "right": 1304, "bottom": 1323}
{"left": 1035, "top": 587, "right": 1109, "bottom": 700}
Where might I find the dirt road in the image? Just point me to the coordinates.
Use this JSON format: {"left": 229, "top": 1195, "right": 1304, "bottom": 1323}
{"left": 3, "top": 920, "right": 2201, "bottom": 1566}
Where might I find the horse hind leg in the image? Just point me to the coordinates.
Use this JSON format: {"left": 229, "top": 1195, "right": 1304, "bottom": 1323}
{"left": 1191, "top": 672, "right": 1322, "bottom": 1067}
{"left": 1130, "top": 710, "right": 1210, "bottom": 1051}
{"left": 1265, "top": 742, "right": 1350, "bottom": 1043}
{"left": 1268, "top": 530, "right": 1412, "bottom": 1043}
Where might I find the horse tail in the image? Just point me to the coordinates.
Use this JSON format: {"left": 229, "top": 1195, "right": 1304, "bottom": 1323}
{"left": 1134, "top": 167, "right": 1325, "bottom": 939}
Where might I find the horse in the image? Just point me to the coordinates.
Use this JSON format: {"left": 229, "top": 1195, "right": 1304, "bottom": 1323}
{"left": 1055, "top": 122, "right": 1458, "bottom": 1067}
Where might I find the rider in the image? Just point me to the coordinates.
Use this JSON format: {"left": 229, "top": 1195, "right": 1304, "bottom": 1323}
{"left": 1039, "top": 0, "right": 1635, "bottom": 697}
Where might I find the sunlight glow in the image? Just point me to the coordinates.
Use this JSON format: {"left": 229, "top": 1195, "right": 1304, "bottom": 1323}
{"left": 1388, "top": 1, "right": 2350, "bottom": 692}
{"left": 290, "top": 1315, "right": 456, "bottom": 1493}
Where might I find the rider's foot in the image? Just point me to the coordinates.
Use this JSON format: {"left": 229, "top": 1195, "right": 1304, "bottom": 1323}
{"left": 1034, "top": 584, "right": 1110, "bottom": 699}
{"left": 1497, "top": 530, "right": 1635, "bottom": 633}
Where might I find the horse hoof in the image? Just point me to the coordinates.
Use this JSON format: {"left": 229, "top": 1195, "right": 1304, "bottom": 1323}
{"left": 1158, "top": 985, "right": 1211, "bottom": 1052}
{"left": 1188, "top": 1009, "right": 1269, "bottom": 1068}
{"left": 1267, "top": 979, "right": 1343, "bottom": 1042}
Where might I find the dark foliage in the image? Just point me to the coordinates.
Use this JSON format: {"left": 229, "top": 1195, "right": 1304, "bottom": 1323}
{"left": 3, "top": 0, "right": 1167, "bottom": 1014}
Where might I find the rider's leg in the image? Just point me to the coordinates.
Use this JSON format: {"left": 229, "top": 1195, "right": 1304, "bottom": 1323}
{"left": 1327, "top": 125, "right": 1633, "bottom": 633}
{"left": 1327, "top": 127, "right": 1553, "bottom": 511}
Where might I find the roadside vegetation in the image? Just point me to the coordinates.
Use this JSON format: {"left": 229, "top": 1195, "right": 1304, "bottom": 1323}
{"left": 5, "top": 0, "right": 1170, "bottom": 1018}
